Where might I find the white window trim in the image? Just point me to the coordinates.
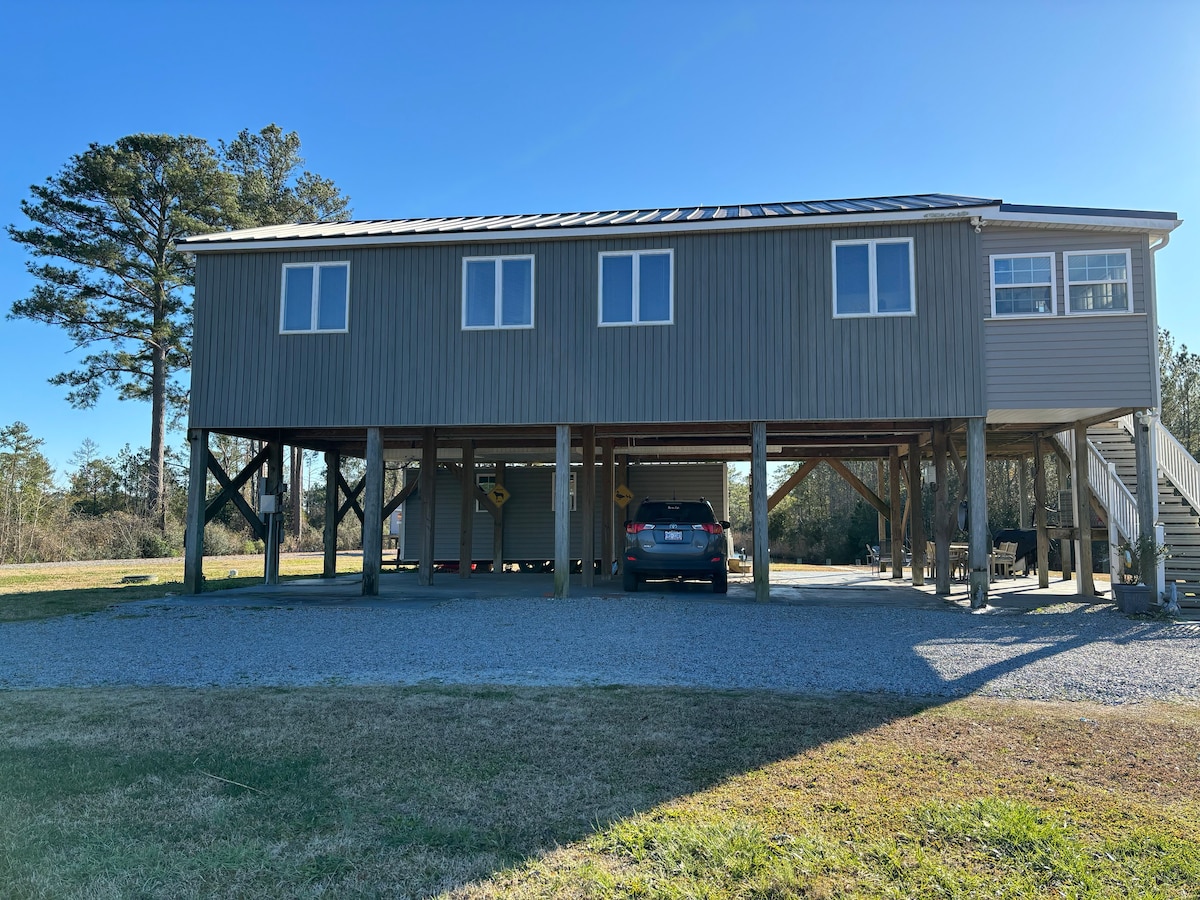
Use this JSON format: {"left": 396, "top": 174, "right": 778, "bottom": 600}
{"left": 461, "top": 255, "right": 535, "bottom": 330}
{"left": 1063, "top": 249, "right": 1133, "bottom": 316}
{"left": 597, "top": 249, "right": 675, "bottom": 327}
{"left": 989, "top": 252, "right": 1057, "bottom": 319}
{"left": 475, "top": 473, "right": 494, "bottom": 513}
{"left": 831, "top": 238, "right": 916, "bottom": 318}
{"left": 279, "top": 262, "right": 351, "bottom": 334}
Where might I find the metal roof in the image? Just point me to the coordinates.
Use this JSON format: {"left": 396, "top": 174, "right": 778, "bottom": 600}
{"left": 178, "top": 193, "right": 1181, "bottom": 250}
{"left": 178, "top": 193, "right": 998, "bottom": 246}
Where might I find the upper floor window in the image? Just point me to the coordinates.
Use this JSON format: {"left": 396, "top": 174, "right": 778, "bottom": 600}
{"left": 832, "top": 238, "right": 914, "bottom": 317}
{"left": 991, "top": 252, "right": 1056, "bottom": 317}
{"left": 1065, "top": 250, "right": 1131, "bottom": 314}
{"left": 463, "top": 256, "right": 534, "bottom": 329}
{"left": 281, "top": 262, "right": 349, "bottom": 333}
{"left": 599, "top": 250, "right": 673, "bottom": 325}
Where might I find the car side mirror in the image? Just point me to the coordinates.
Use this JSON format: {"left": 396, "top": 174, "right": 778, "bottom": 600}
{"left": 623, "top": 520, "right": 631, "bottom": 529}
{"left": 720, "top": 521, "right": 731, "bottom": 530}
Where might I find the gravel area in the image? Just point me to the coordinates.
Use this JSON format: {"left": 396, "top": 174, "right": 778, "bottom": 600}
{"left": 2, "top": 593, "right": 1199, "bottom": 704}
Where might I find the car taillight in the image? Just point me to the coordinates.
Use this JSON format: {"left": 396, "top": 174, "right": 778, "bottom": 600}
{"left": 627, "top": 522, "right": 654, "bottom": 533}
{"left": 698, "top": 523, "right": 723, "bottom": 535}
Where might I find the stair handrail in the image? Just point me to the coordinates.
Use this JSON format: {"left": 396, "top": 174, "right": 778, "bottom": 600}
{"left": 1054, "top": 429, "right": 1139, "bottom": 542}
{"left": 1119, "top": 415, "right": 1200, "bottom": 515}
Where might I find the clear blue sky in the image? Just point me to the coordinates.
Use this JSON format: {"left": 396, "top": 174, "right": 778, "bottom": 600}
{"left": 2, "top": 0, "right": 1199, "bottom": 476}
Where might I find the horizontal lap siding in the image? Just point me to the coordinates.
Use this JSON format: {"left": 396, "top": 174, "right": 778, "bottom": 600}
{"left": 401, "top": 463, "right": 726, "bottom": 560}
{"left": 190, "top": 222, "right": 984, "bottom": 429}
{"left": 980, "top": 228, "right": 1156, "bottom": 409}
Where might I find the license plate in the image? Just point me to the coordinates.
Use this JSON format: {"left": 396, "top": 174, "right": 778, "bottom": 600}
{"left": 664, "top": 530, "right": 683, "bottom": 542}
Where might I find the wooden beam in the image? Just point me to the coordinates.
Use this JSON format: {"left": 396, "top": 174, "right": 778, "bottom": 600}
{"left": 580, "top": 425, "right": 596, "bottom": 588}
{"left": 752, "top": 422, "right": 769, "bottom": 602}
{"left": 967, "top": 418, "right": 988, "bottom": 608}
{"left": 493, "top": 461, "right": 506, "bottom": 575}
{"left": 826, "top": 459, "right": 890, "bottom": 519}
{"left": 889, "top": 447, "right": 904, "bottom": 579}
{"left": 908, "top": 437, "right": 925, "bottom": 587}
{"left": 323, "top": 451, "right": 339, "bottom": 578}
{"left": 204, "top": 445, "right": 270, "bottom": 530}
{"left": 932, "top": 422, "right": 951, "bottom": 595}
{"left": 183, "top": 429, "right": 208, "bottom": 595}
{"left": 264, "top": 442, "right": 284, "bottom": 586}
{"left": 1033, "top": 435, "right": 1050, "bottom": 589}
{"left": 601, "top": 439, "right": 614, "bottom": 581}
{"left": 419, "top": 428, "right": 436, "bottom": 587}
{"left": 767, "top": 459, "right": 821, "bottom": 512}
{"left": 554, "top": 425, "right": 571, "bottom": 599}
{"left": 362, "top": 428, "right": 383, "bottom": 596}
{"left": 382, "top": 476, "right": 418, "bottom": 520}
{"left": 335, "top": 474, "right": 365, "bottom": 525}
{"left": 459, "top": 440, "right": 474, "bottom": 579}
{"left": 1074, "top": 421, "right": 1095, "bottom": 597}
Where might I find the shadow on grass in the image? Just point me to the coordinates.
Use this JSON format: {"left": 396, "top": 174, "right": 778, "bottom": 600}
{"left": 0, "top": 686, "right": 940, "bottom": 897}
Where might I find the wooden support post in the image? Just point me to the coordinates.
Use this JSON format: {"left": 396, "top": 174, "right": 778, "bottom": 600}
{"left": 889, "top": 446, "right": 904, "bottom": 580}
{"left": 290, "top": 445, "right": 303, "bottom": 539}
{"left": 933, "top": 422, "right": 951, "bottom": 595}
{"left": 418, "top": 428, "right": 436, "bottom": 587}
{"left": 1018, "top": 455, "right": 1029, "bottom": 529}
{"left": 616, "top": 454, "right": 630, "bottom": 575}
{"left": 1133, "top": 410, "right": 1155, "bottom": 543}
{"left": 493, "top": 461, "right": 506, "bottom": 575}
{"left": 362, "top": 428, "right": 383, "bottom": 596}
{"left": 909, "top": 438, "right": 925, "bottom": 586}
{"left": 601, "top": 439, "right": 614, "bottom": 580}
{"left": 183, "top": 428, "right": 208, "bottom": 595}
{"left": 554, "top": 425, "right": 571, "bottom": 599}
{"left": 876, "top": 459, "right": 887, "bottom": 547}
{"left": 264, "top": 442, "right": 284, "bottom": 586}
{"left": 323, "top": 451, "right": 339, "bottom": 578}
{"left": 458, "top": 440, "right": 474, "bottom": 579}
{"left": 1073, "top": 421, "right": 1095, "bottom": 597}
{"left": 752, "top": 422, "right": 770, "bottom": 602}
{"left": 1032, "top": 436, "right": 1050, "bottom": 588}
{"left": 579, "top": 426, "right": 596, "bottom": 588}
{"left": 967, "top": 417, "right": 988, "bottom": 608}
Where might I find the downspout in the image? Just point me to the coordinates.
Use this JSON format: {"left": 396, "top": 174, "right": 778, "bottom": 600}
{"left": 1147, "top": 232, "right": 1171, "bottom": 599}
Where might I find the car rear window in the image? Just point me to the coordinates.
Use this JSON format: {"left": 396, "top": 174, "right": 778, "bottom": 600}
{"left": 633, "top": 501, "right": 715, "bottom": 524}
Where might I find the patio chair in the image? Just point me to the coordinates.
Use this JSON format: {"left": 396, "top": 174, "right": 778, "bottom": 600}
{"left": 990, "top": 541, "right": 1018, "bottom": 579}
{"left": 925, "top": 541, "right": 937, "bottom": 578}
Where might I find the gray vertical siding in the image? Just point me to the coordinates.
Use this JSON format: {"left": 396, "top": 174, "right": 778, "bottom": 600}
{"left": 980, "top": 228, "right": 1156, "bottom": 409}
{"left": 400, "top": 463, "right": 727, "bottom": 561}
{"left": 189, "top": 221, "right": 985, "bottom": 429}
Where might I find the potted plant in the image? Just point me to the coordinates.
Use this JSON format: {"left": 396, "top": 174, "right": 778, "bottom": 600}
{"left": 1113, "top": 534, "right": 1170, "bottom": 614}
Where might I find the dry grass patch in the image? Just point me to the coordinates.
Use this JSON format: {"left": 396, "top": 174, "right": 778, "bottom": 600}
{"left": 1, "top": 688, "right": 1197, "bottom": 898}
{"left": 0, "top": 554, "right": 363, "bottom": 622}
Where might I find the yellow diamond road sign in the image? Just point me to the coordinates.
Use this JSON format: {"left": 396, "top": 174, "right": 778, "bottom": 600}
{"left": 614, "top": 484, "right": 634, "bottom": 508}
{"left": 487, "top": 484, "right": 511, "bottom": 507}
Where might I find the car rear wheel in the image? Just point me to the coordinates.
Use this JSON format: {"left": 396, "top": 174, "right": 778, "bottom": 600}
{"left": 622, "top": 569, "right": 638, "bottom": 592}
{"left": 712, "top": 570, "right": 728, "bottom": 594}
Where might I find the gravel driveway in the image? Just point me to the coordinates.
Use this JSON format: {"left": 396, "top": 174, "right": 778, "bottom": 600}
{"left": 2, "top": 590, "right": 1198, "bottom": 704}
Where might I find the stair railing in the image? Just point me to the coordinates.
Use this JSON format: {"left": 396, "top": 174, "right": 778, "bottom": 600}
{"left": 1054, "top": 430, "right": 1139, "bottom": 543}
{"left": 1119, "top": 415, "right": 1200, "bottom": 514}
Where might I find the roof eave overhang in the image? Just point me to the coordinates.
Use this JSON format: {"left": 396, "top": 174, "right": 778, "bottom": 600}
{"left": 985, "top": 209, "right": 1181, "bottom": 234}
{"left": 177, "top": 204, "right": 1005, "bottom": 254}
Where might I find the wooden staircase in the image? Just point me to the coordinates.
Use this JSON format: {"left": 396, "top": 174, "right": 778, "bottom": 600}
{"left": 1088, "top": 421, "right": 1200, "bottom": 600}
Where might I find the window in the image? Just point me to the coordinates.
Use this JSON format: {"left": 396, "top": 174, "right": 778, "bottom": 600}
{"left": 1064, "top": 250, "right": 1131, "bottom": 314}
{"left": 281, "top": 262, "right": 350, "bottom": 333}
{"left": 463, "top": 256, "right": 534, "bottom": 329}
{"left": 599, "top": 250, "right": 673, "bottom": 325}
{"left": 476, "top": 473, "right": 494, "bottom": 513}
{"left": 991, "top": 253, "right": 1056, "bottom": 317}
{"left": 832, "top": 238, "right": 914, "bottom": 317}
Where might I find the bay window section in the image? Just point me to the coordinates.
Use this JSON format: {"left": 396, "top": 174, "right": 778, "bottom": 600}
{"left": 1065, "top": 250, "right": 1131, "bottom": 314}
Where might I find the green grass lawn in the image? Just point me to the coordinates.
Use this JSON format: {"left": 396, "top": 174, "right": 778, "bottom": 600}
{"left": 0, "top": 687, "right": 1196, "bottom": 898}
{"left": 0, "top": 554, "right": 363, "bottom": 622}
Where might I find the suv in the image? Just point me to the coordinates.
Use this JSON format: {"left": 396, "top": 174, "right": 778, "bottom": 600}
{"left": 623, "top": 499, "right": 730, "bottom": 593}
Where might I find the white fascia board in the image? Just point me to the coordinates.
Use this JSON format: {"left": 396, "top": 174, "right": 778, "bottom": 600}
{"left": 178, "top": 204, "right": 1005, "bottom": 253}
{"left": 985, "top": 210, "right": 1182, "bottom": 233}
